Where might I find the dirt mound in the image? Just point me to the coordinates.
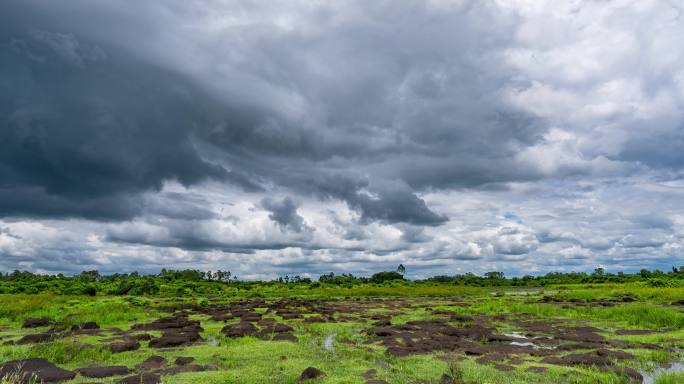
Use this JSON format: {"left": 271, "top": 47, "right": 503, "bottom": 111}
{"left": 272, "top": 332, "right": 298, "bottom": 342}
{"left": 174, "top": 356, "right": 194, "bottom": 365}
{"left": 132, "top": 314, "right": 201, "bottom": 332}
{"left": 136, "top": 356, "right": 167, "bottom": 370}
{"left": 596, "top": 349, "right": 635, "bottom": 360}
{"left": 367, "top": 320, "right": 546, "bottom": 358}
{"left": 140, "top": 315, "right": 203, "bottom": 348}
{"left": 158, "top": 364, "right": 212, "bottom": 375}
{"left": 149, "top": 330, "right": 202, "bottom": 348}
{"left": 70, "top": 322, "right": 101, "bottom": 334}
{"left": 76, "top": 366, "right": 130, "bottom": 378}
{"left": 556, "top": 331, "right": 605, "bottom": 343}
{"left": 21, "top": 318, "right": 52, "bottom": 328}
{"left": 615, "top": 329, "right": 656, "bottom": 335}
{"left": 300, "top": 367, "right": 324, "bottom": 380}
{"left": 541, "top": 352, "right": 612, "bottom": 367}
{"left": 108, "top": 341, "right": 141, "bottom": 353}
{"left": 0, "top": 358, "right": 75, "bottom": 383}
{"left": 222, "top": 321, "right": 258, "bottom": 337}
{"left": 17, "top": 332, "right": 55, "bottom": 344}
{"left": 476, "top": 353, "right": 507, "bottom": 364}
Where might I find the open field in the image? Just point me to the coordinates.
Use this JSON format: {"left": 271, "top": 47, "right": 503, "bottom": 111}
{"left": 1, "top": 284, "right": 683, "bottom": 384}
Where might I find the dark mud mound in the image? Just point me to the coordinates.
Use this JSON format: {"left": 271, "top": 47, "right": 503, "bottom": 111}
{"left": 0, "top": 358, "right": 75, "bottom": 383}
{"left": 76, "top": 366, "right": 130, "bottom": 378}
{"left": 22, "top": 318, "right": 52, "bottom": 328}
{"left": 300, "top": 367, "right": 324, "bottom": 380}
{"left": 133, "top": 314, "right": 203, "bottom": 348}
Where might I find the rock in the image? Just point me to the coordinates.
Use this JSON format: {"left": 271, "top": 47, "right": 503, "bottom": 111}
{"left": 76, "top": 366, "right": 130, "bottom": 378}
{"left": 300, "top": 367, "right": 324, "bottom": 380}
{"left": 0, "top": 358, "right": 75, "bottom": 383}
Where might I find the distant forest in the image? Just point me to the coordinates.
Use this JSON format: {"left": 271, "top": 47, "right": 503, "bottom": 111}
{"left": 1, "top": 264, "right": 683, "bottom": 296}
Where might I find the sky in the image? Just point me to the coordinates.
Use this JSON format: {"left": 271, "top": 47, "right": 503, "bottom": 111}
{"left": 1, "top": 0, "right": 684, "bottom": 279}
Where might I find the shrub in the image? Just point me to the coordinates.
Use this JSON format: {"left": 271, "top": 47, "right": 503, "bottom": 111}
{"left": 370, "top": 271, "right": 404, "bottom": 284}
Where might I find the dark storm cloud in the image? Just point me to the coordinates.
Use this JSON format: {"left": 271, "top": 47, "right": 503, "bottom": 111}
{"left": 0, "top": 19, "right": 239, "bottom": 219}
{"left": 618, "top": 129, "right": 684, "bottom": 170}
{"left": 0, "top": 0, "right": 547, "bottom": 226}
{"left": 105, "top": 224, "right": 299, "bottom": 254}
{"left": 261, "top": 197, "right": 308, "bottom": 233}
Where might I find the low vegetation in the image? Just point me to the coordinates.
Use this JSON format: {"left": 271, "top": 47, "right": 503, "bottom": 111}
{"left": 0, "top": 266, "right": 682, "bottom": 383}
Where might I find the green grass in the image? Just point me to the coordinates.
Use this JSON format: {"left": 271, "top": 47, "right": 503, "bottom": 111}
{"left": 1, "top": 285, "right": 683, "bottom": 383}
{"left": 654, "top": 372, "right": 684, "bottom": 384}
{"left": 0, "top": 294, "right": 158, "bottom": 328}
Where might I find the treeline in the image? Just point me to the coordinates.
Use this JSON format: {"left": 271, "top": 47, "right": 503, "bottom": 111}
{"left": 1, "top": 266, "right": 683, "bottom": 296}
{"left": 0, "top": 269, "right": 240, "bottom": 296}
{"left": 424, "top": 267, "right": 684, "bottom": 287}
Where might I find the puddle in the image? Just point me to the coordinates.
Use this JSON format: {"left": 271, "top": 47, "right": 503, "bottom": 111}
{"left": 503, "top": 331, "right": 552, "bottom": 340}
{"left": 510, "top": 341, "right": 536, "bottom": 348}
{"left": 207, "top": 335, "right": 219, "bottom": 346}
{"left": 504, "top": 331, "right": 528, "bottom": 339}
{"left": 491, "top": 289, "right": 558, "bottom": 296}
{"left": 640, "top": 362, "right": 684, "bottom": 384}
{"left": 323, "top": 333, "right": 336, "bottom": 352}
{"left": 505, "top": 332, "right": 556, "bottom": 350}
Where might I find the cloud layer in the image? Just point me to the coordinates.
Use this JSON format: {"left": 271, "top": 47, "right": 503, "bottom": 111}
{"left": 1, "top": 0, "right": 684, "bottom": 278}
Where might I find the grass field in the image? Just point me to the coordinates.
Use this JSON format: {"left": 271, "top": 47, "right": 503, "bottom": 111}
{"left": 0, "top": 283, "right": 683, "bottom": 383}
